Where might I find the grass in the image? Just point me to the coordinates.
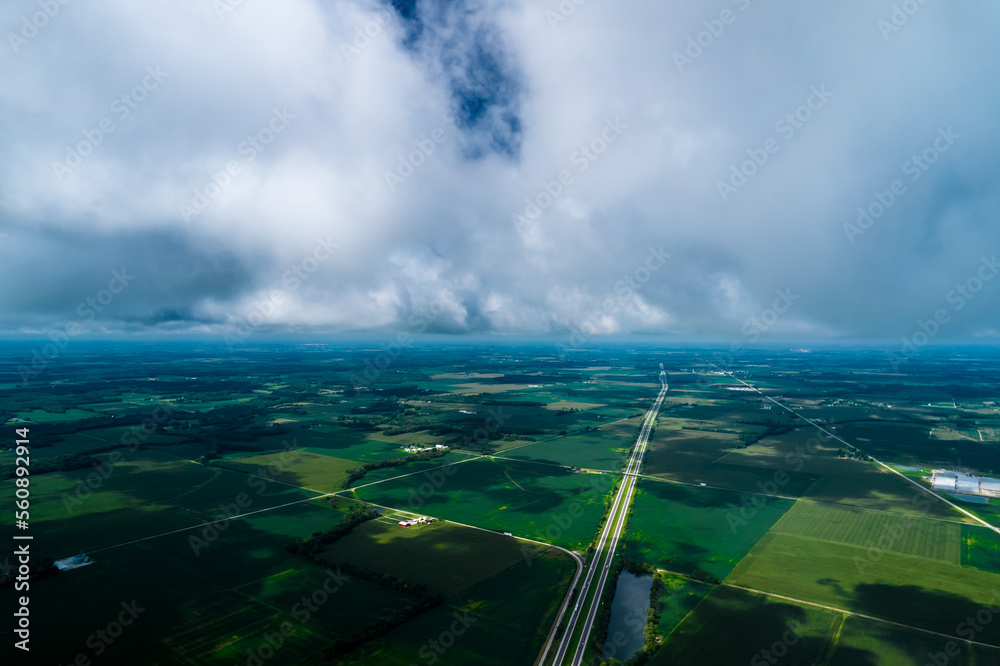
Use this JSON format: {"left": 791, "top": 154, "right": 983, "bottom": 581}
{"left": 620, "top": 481, "right": 794, "bottom": 581}
{"left": 771, "top": 500, "right": 962, "bottom": 562}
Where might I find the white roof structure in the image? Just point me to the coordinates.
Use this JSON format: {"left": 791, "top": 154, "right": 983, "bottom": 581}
{"left": 956, "top": 474, "right": 980, "bottom": 495}
{"left": 980, "top": 477, "right": 1000, "bottom": 495}
{"left": 931, "top": 470, "right": 958, "bottom": 492}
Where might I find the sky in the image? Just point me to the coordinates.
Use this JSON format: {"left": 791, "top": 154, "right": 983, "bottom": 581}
{"left": 2, "top": 0, "right": 999, "bottom": 347}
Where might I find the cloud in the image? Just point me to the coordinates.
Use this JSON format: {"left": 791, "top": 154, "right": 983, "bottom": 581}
{"left": 1, "top": 0, "right": 999, "bottom": 344}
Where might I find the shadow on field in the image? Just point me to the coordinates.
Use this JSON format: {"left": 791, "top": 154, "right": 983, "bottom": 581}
{"left": 659, "top": 586, "right": 878, "bottom": 665}
{"left": 642, "top": 479, "right": 742, "bottom": 509}
{"left": 849, "top": 583, "right": 1000, "bottom": 646}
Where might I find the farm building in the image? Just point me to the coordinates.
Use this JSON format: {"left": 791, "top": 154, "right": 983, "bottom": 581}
{"left": 956, "top": 473, "right": 980, "bottom": 495}
{"left": 931, "top": 470, "right": 958, "bottom": 492}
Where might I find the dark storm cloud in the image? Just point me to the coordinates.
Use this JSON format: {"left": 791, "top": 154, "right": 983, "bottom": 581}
{"left": 387, "top": 0, "right": 524, "bottom": 159}
{"left": 0, "top": 0, "right": 998, "bottom": 343}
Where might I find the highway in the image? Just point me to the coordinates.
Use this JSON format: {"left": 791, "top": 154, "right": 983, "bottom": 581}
{"left": 548, "top": 364, "right": 668, "bottom": 665}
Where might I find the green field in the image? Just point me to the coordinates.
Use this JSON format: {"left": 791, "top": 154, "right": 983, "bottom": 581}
{"left": 650, "top": 586, "right": 842, "bottom": 665}
{"left": 962, "top": 524, "right": 1000, "bottom": 574}
{"left": 217, "top": 449, "right": 358, "bottom": 492}
{"left": 655, "top": 573, "right": 711, "bottom": 640}
{"left": 504, "top": 418, "right": 639, "bottom": 471}
{"left": 828, "top": 615, "right": 1000, "bottom": 666}
{"left": 801, "top": 465, "right": 965, "bottom": 520}
{"left": 319, "top": 519, "right": 529, "bottom": 597}
{"left": 621, "top": 481, "right": 794, "bottom": 580}
{"left": 353, "top": 458, "right": 611, "bottom": 549}
{"left": 333, "top": 548, "right": 576, "bottom": 665}
{"left": 772, "top": 500, "right": 962, "bottom": 562}
{"left": 0, "top": 498, "right": 414, "bottom": 665}
{"left": 0, "top": 450, "right": 323, "bottom": 560}
{"left": 728, "top": 532, "right": 1000, "bottom": 643}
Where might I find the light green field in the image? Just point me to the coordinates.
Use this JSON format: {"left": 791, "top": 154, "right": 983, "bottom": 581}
{"left": 218, "top": 450, "right": 358, "bottom": 492}
{"left": 772, "top": 500, "right": 962, "bottom": 562}
{"left": 962, "top": 524, "right": 1000, "bottom": 574}
{"left": 728, "top": 532, "right": 1000, "bottom": 643}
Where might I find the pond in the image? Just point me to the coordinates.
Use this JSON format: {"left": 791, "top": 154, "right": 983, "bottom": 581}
{"left": 602, "top": 571, "right": 653, "bottom": 663}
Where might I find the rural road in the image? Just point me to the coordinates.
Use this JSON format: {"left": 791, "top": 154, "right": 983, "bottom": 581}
{"left": 549, "top": 364, "right": 668, "bottom": 665}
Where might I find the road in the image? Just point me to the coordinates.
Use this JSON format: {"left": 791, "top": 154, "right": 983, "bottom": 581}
{"left": 718, "top": 369, "right": 1000, "bottom": 537}
{"left": 549, "top": 364, "right": 668, "bottom": 665}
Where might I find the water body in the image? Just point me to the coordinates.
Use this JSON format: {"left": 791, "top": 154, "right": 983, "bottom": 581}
{"left": 603, "top": 572, "right": 653, "bottom": 663}
{"left": 948, "top": 493, "right": 990, "bottom": 504}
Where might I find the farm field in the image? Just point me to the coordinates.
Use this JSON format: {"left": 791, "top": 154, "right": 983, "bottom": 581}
{"left": 352, "top": 457, "right": 611, "bottom": 549}
{"left": 827, "top": 615, "right": 1000, "bottom": 666}
{"left": 503, "top": 418, "right": 640, "bottom": 471}
{"left": 0, "top": 450, "right": 324, "bottom": 560}
{"left": 649, "top": 586, "right": 842, "bottom": 665}
{"left": 216, "top": 449, "right": 358, "bottom": 492}
{"left": 333, "top": 549, "right": 577, "bottom": 665}
{"left": 4, "top": 345, "right": 1000, "bottom": 663}
{"left": 319, "top": 519, "right": 529, "bottom": 597}
{"left": 727, "top": 532, "right": 1000, "bottom": 643}
{"left": 620, "top": 481, "right": 794, "bottom": 580}
{"left": 770, "top": 500, "right": 962, "bottom": 562}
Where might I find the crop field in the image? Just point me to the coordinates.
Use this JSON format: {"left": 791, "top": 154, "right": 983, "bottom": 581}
{"left": 655, "top": 574, "right": 711, "bottom": 640}
{"left": 2, "top": 498, "right": 415, "bottom": 665}
{"left": 503, "top": 417, "right": 640, "bottom": 471}
{"left": 827, "top": 615, "right": 1000, "bottom": 665}
{"left": 649, "top": 586, "right": 842, "bottom": 665}
{"left": 771, "top": 500, "right": 962, "bottom": 562}
{"left": 334, "top": 548, "right": 576, "bottom": 666}
{"left": 962, "top": 524, "right": 1000, "bottom": 574}
{"left": 620, "top": 481, "right": 794, "bottom": 580}
{"left": 352, "top": 458, "right": 611, "bottom": 549}
{"left": 0, "top": 450, "right": 325, "bottom": 560}
{"left": 728, "top": 532, "right": 1000, "bottom": 643}
{"left": 5, "top": 346, "right": 1000, "bottom": 662}
{"left": 217, "top": 450, "right": 358, "bottom": 492}
{"left": 837, "top": 420, "right": 1000, "bottom": 473}
{"left": 319, "top": 519, "right": 529, "bottom": 597}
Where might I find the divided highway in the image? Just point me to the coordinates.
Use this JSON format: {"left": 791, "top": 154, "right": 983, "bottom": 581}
{"left": 548, "top": 364, "right": 668, "bottom": 665}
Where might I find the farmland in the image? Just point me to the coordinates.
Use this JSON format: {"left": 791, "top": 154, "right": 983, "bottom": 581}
{"left": 621, "top": 481, "right": 794, "bottom": 580}
{"left": 3, "top": 344, "right": 1000, "bottom": 663}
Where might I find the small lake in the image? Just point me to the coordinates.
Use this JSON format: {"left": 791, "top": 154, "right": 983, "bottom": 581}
{"left": 603, "top": 572, "right": 653, "bottom": 662}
